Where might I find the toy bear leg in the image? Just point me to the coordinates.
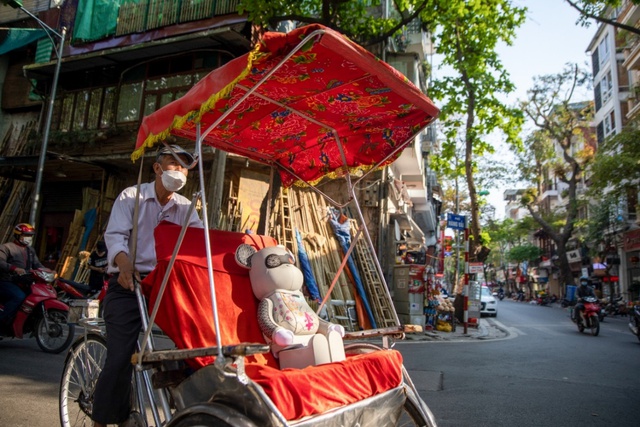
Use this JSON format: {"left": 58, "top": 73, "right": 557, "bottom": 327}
{"left": 278, "top": 335, "right": 331, "bottom": 369}
{"left": 326, "top": 330, "right": 346, "bottom": 362}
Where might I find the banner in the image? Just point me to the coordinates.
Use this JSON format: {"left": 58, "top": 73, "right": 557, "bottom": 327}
{"left": 0, "top": 28, "right": 46, "bottom": 54}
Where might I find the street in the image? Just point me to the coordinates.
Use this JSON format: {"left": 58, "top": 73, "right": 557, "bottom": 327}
{"left": 397, "top": 299, "right": 640, "bottom": 426}
{"left": 1, "top": 299, "right": 639, "bottom": 426}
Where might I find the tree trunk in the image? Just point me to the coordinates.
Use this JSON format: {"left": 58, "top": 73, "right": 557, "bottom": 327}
{"left": 553, "top": 241, "right": 575, "bottom": 289}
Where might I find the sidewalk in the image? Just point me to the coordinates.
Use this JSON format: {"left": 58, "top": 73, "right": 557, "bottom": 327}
{"left": 403, "top": 317, "right": 511, "bottom": 342}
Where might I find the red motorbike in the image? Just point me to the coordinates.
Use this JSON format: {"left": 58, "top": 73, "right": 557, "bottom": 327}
{"left": 0, "top": 268, "right": 75, "bottom": 353}
{"left": 573, "top": 296, "right": 600, "bottom": 336}
{"left": 55, "top": 276, "right": 109, "bottom": 319}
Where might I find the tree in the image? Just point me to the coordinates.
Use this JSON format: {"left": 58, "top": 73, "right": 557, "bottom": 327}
{"left": 425, "top": 0, "right": 525, "bottom": 260}
{"left": 238, "top": 0, "right": 429, "bottom": 46}
{"left": 565, "top": 0, "right": 640, "bottom": 35}
{"left": 588, "top": 126, "right": 640, "bottom": 212}
{"left": 515, "top": 63, "right": 595, "bottom": 288}
{"left": 507, "top": 243, "right": 543, "bottom": 297}
{"left": 239, "top": 0, "right": 527, "bottom": 260}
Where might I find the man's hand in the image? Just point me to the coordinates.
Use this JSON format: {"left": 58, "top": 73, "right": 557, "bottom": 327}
{"left": 13, "top": 267, "right": 26, "bottom": 276}
{"left": 114, "top": 252, "right": 139, "bottom": 291}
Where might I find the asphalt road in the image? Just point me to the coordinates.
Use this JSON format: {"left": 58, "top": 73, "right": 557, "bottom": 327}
{"left": 0, "top": 335, "right": 67, "bottom": 426}
{"left": 1, "top": 300, "right": 638, "bottom": 426}
{"left": 396, "top": 299, "right": 640, "bottom": 427}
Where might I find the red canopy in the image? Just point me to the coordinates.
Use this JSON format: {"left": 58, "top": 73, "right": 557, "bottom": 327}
{"left": 135, "top": 24, "right": 439, "bottom": 187}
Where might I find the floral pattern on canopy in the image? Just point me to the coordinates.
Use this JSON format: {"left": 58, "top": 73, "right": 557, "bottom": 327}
{"left": 134, "top": 24, "right": 439, "bottom": 187}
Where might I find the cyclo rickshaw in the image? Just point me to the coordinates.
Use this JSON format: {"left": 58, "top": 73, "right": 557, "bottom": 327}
{"left": 59, "top": 24, "right": 440, "bottom": 427}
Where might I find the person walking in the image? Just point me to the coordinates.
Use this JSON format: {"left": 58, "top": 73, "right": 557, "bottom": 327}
{"left": 92, "top": 145, "right": 203, "bottom": 427}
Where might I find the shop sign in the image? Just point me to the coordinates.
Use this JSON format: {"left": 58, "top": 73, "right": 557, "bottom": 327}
{"left": 623, "top": 229, "right": 640, "bottom": 252}
{"left": 468, "top": 262, "right": 484, "bottom": 274}
{"left": 566, "top": 249, "right": 581, "bottom": 263}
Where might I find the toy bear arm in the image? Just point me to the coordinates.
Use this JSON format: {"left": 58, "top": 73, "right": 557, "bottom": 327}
{"left": 257, "top": 298, "right": 281, "bottom": 340}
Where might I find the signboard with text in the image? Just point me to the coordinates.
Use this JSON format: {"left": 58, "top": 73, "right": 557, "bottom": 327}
{"left": 447, "top": 213, "right": 466, "bottom": 230}
{"left": 468, "top": 262, "right": 484, "bottom": 274}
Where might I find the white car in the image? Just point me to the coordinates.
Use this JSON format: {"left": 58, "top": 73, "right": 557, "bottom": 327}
{"left": 480, "top": 286, "right": 498, "bottom": 317}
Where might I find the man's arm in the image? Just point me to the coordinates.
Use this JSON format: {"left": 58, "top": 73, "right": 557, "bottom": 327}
{"left": 30, "top": 247, "right": 45, "bottom": 270}
{"left": 104, "top": 187, "right": 135, "bottom": 271}
{"left": 0, "top": 244, "right": 11, "bottom": 273}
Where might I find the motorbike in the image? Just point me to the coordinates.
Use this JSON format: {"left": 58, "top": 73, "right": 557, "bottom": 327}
{"left": 536, "top": 294, "right": 550, "bottom": 306}
{"left": 561, "top": 297, "right": 574, "bottom": 308}
{"left": 604, "top": 295, "right": 627, "bottom": 317}
{"left": 0, "top": 268, "right": 75, "bottom": 353}
{"left": 628, "top": 304, "right": 640, "bottom": 342}
{"left": 497, "top": 290, "right": 505, "bottom": 301}
{"left": 572, "top": 296, "right": 600, "bottom": 336}
{"left": 55, "top": 276, "right": 109, "bottom": 320}
{"left": 597, "top": 299, "right": 606, "bottom": 322}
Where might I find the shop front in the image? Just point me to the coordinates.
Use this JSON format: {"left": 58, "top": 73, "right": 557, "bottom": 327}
{"left": 623, "top": 228, "right": 640, "bottom": 301}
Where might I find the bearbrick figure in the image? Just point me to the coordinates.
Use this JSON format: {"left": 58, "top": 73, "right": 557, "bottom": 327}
{"left": 235, "top": 243, "right": 346, "bottom": 369}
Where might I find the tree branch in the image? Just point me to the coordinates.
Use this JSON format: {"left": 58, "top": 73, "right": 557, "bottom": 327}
{"left": 565, "top": 0, "right": 640, "bottom": 35}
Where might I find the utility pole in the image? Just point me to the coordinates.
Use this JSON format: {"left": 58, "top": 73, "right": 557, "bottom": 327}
{"left": 3, "top": 1, "right": 67, "bottom": 229}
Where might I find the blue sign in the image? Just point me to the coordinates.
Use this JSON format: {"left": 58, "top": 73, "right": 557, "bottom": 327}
{"left": 447, "top": 213, "right": 466, "bottom": 230}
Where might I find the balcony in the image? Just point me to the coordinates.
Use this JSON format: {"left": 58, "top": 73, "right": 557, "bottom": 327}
{"left": 116, "top": 0, "right": 240, "bottom": 36}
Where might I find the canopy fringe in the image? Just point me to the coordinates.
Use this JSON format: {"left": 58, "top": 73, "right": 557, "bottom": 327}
{"left": 130, "top": 43, "right": 266, "bottom": 162}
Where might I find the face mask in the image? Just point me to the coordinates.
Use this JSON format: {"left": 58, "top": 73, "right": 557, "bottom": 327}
{"left": 21, "top": 236, "right": 33, "bottom": 246}
{"left": 161, "top": 169, "right": 187, "bottom": 192}
{"left": 580, "top": 282, "right": 588, "bottom": 286}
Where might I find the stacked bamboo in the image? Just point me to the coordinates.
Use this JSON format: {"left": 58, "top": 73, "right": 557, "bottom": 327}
{"left": 0, "top": 121, "right": 36, "bottom": 243}
{"left": 269, "top": 185, "right": 395, "bottom": 329}
{"left": 57, "top": 209, "right": 85, "bottom": 279}
{"left": 56, "top": 175, "right": 123, "bottom": 281}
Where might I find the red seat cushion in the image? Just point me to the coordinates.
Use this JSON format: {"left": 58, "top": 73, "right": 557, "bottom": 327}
{"left": 142, "top": 223, "right": 403, "bottom": 420}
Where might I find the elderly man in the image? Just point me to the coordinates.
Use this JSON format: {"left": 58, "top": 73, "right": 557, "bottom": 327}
{"left": 92, "top": 144, "right": 203, "bottom": 427}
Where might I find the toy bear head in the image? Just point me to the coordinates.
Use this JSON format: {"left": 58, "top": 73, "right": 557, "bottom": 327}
{"left": 235, "top": 244, "right": 304, "bottom": 300}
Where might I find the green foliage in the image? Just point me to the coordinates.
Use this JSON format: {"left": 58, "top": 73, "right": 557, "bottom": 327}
{"left": 507, "top": 243, "right": 542, "bottom": 263}
{"left": 238, "top": 0, "right": 527, "bottom": 250}
{"left": 588, "top": 127, "right": 640, "bottom": 200}
{"left": 427, "top": 0, "right": 526, "bottom": 159}
{"left": 238, "top": 0, "right": 412, "bottom": 44}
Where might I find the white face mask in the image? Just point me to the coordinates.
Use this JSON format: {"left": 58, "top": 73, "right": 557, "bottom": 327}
{"left": 161, "top": 169, "right": 187, "bottom": 192}
{"left": 21, "top": 236, "right": 33, "bottom": 246}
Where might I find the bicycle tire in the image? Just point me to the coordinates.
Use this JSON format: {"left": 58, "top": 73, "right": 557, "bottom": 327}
{"left": 59, "top": 333, "right": 107, "bottom": 427}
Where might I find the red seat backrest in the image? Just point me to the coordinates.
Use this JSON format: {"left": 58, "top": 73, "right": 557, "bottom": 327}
{"left": 141, "top": 222, "right": 278, "bottom": 368}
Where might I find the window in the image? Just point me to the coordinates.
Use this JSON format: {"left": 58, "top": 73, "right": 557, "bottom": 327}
{"left": 600, "top": 71, "right": 613, "bottom": 104}
{"left": 598, "top": 33, "right": 610, "bottom": 67}
{"left": 116, "top": 82, "right": 143, "bottom": 123}
{"left": 596, "top": 122, "right": 604, "bottom": 145}
{"left": 592, "top": 49, "right": 600, "bottom": 76}
{"left": 603, "top": 110, "right": 616, "bottom": 138}
{"left": 52, "top": 51, "right": 232, "bottom": 130}
{"left": 55, "top": 87, "right": 116, "bottom": 132}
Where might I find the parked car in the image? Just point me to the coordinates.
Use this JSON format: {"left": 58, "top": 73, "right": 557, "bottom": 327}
{"left": 481, "top": 286, "right": 498, "bottom": 317}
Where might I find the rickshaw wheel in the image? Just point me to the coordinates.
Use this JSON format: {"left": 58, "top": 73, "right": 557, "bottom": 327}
{"left": 398, "top": 392, "right": 437, "bottom": 426}
{"left": 59, "top": 333, "right": 107, "bottom": 427}
{"left": 167, "top": 403, "right": 259, "bottom": 427}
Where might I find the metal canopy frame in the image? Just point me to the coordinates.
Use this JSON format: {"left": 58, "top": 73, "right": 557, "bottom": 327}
{"left": 137, "top": 27, "right": 435, "bottom": 366}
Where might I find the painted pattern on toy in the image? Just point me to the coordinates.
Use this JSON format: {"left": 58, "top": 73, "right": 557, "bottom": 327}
{"left": 236, "top": 243, "right": 346, "bottom": 369}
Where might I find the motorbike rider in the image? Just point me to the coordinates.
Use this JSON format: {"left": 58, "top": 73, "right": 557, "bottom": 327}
{"left": 572, "top": 276, "right": 596, "bottom": 323}
{"left": 0, "top": 223, "right": 45, "bottom": 329}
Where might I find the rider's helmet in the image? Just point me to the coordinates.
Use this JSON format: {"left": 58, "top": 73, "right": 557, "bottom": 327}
{"left": 13, "top": 223, "right": 35, "bottom": 246}
{"left": 579, "top": 276, "right": 589, "bottom": 287}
